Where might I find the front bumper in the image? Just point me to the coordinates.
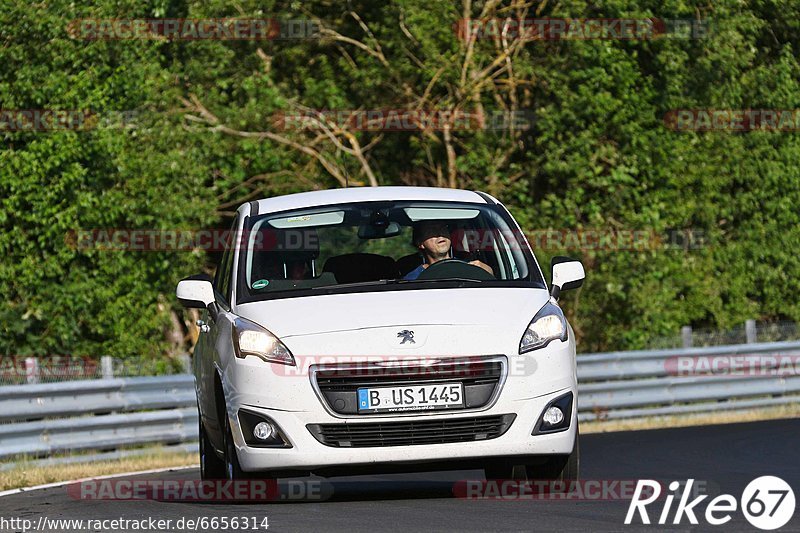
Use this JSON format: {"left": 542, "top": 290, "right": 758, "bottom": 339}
{"left": 232, "top": 388, "right": 576, "bottom": 472}
{"left": 222, "top": 340, "right": 577, "bottom": 473}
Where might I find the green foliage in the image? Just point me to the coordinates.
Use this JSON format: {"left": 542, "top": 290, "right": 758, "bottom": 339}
{"left": 1, "top": 0, "right": 799, "bottom": 361}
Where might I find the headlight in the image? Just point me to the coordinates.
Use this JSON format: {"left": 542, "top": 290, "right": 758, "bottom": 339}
{"left": 233, "top": 317, "right": 295, "bottom": 365}
{"left": 519, "top": 300, "right": 568, "bottom": 353}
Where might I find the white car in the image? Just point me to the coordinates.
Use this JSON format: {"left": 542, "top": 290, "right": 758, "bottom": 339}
{"left": 177, "top": 186, "right": 585, "bottom": 482}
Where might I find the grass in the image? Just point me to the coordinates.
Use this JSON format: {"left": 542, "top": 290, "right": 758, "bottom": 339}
{"left": 0, "top": 450, "right": 197, "bottom": 492}
{"left": 581, "top": 404, "right": 800, "bottom": 433}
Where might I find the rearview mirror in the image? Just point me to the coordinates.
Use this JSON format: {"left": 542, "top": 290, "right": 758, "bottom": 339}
{"left": 358, "top": 210, "right": 401, "bottom": 239}
{"left": 358, "top": 221, "right": 401, "bottom": 239}
{"left": 176, "top": 274, "right": 215, "bottom": 309}
{"left": 550, "top": 257, "right": 585, "bottom": 300}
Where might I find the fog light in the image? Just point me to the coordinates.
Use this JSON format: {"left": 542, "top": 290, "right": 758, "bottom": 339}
{"left": 238, "top": 410, "right": 291, "bottom": 448}
{"left": 543, "top": 406, "right": 564, "bottom": 426}
{"left": 533, "top": 392, "right": 573, "bottom": 435}
{"left": 253, "top": 421, "right": 275, "bottom": 441}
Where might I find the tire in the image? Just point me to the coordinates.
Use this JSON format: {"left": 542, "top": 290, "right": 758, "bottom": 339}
{"left": 533, "top": 435, "right": 579, "bottom": 488}
{"left": 483, "top": 463, "right": 528, "bottom": 480}
{"left": 484, "top": 429, "right": 580, "bottom": 491}
{"left": 199, "top": 416, "right": 226, "bottom": 480}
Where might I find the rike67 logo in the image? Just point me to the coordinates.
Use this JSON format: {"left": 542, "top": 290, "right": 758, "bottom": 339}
{"left": 626, "top": 477, "right": 795, "bottom": 530}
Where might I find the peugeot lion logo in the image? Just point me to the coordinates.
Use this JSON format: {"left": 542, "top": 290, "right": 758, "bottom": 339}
{"left": 397, "top": 330, "right": 415, "bottom": 344}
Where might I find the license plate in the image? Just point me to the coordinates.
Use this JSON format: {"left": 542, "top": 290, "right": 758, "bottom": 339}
{"left": 357, "top": 383, "right": 464, "bottom": 412}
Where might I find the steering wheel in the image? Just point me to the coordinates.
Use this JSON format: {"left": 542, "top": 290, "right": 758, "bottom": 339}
{"left": 415, "top": 258, "right": 495, "bottom": 281}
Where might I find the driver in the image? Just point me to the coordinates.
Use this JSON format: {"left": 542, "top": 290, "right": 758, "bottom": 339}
{"left": 403, "top": 221, "right": 493, "bottom": 280}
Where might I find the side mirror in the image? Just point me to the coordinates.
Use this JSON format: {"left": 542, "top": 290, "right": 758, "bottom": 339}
{"left": 176, "top": 274, "right": 215, "bottom": 309}
{"left": 550, "top": 256, "right": 585, "bottom": 300}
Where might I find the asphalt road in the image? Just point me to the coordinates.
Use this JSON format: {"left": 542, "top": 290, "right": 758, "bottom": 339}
{"left": 1, "top": 419, "right": 798, "bottom": 532}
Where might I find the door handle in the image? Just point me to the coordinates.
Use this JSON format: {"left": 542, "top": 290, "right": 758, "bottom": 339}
{"left": 196, "top": 319, "right": 210, "bottom": 333}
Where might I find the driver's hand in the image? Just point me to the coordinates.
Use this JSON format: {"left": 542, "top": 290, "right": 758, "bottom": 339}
{"left": 468, "top": 260, "right": 493, "bottom": 275}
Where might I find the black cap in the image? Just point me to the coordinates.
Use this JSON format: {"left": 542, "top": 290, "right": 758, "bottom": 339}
{"left": 411, "top": 221, "right": 450, "bottom": 245}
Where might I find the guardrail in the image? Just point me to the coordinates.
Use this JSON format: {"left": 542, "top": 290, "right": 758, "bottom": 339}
{"left": 0, "top": 375, "right": 197, "bottom": 464}
{"left": 576, "top": 340, "right": 800, "bottom": 421}
{"left": 1, "top": 341, "right": 799, "bottom": 464}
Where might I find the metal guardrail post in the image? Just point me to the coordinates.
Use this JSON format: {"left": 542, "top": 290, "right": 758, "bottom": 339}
{"left": 179, "top": 354, "right": 192, "bottom": 374}
{"left": 681, "top": 326, "right": 693, "bottom": 348}
{"left": 746, "top": 319, "right": 757, "bottom": 344}
{"left": 101, "top": 356, "right": 114, "bottom": 379}
{"left": 24, "top": 357, "right": 38, "bottom": 384}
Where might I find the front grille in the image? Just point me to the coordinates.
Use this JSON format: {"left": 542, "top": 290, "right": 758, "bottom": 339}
{"left": 307, "top": 414, "right": 516, "bottom": 447}
{"left": 311, "top": 356, "right": 506, "bottom": 415}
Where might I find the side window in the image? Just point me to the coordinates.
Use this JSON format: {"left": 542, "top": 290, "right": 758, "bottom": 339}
{"left": 493, "top": 228, "right": 526, "bottom": 280}
{"left": 214, "top": 216, "right": 238, "bottom": 305}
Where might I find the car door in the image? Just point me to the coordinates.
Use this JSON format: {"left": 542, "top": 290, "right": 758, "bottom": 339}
{"left": 197, "top": 216, "right": 238, "bottom": 443}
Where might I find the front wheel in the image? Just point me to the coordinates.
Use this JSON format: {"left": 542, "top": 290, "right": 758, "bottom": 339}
{"left": 219, "top": 402, "right": 277, "bottom": 483}
{"left": 199, "top": 416, "right": 225, "bottom": 480}
{"left": 534, "top": 436, "right": 579, "bottom": 486}
{"left": 484, "top": 431, "right": 580, "bottom": 491}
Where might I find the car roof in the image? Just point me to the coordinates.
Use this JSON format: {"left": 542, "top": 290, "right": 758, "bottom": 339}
{"left": 247, "top": 186, "right": 492, "bottom": 216}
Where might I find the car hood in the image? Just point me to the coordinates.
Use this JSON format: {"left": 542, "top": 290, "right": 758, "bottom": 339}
{"left": 236, "top": 287, "right": 550, "bottom": 340}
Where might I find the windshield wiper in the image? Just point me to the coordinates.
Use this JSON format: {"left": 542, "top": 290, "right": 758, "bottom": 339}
{"left": 309, "top": 278, "right": 485, "bottom": 290}
{"left": 407, "top": 277, "right": 483, "bottom": 283}
{"left": 310, "top": 279, "right": 410, "bottom": 289}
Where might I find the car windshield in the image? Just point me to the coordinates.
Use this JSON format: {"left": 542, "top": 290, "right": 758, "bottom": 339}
{"left": 237, "top": 200, "right": 544, "bottom": 301}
